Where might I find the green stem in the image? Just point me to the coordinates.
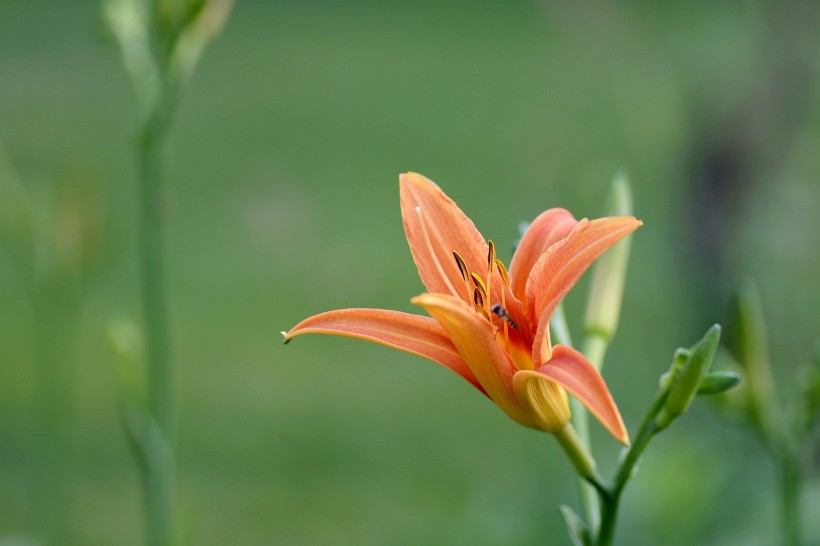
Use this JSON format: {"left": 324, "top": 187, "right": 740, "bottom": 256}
{"left": 596, "top": 420, "right": 657, "bottom": 545}
{"left": 594, "top": 384, "right": 670, "bottom": 545}
{"left": 551, "top": 305, "right": 604, "bottom": 532}
{"left": 780, "top": 451, "right": 800, "bottom": 546}
{"left": 139, "top": 106, "right": 175, "bottom": 546}
{"left": 571, "top": 333, "right": 609, "bottom": 531}
{"left": 554, "top": 424, "right": 603, "bottom": 489}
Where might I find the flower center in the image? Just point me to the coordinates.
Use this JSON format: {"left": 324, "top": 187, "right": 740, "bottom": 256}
{"left": 413, "top": 205, "right": 527, "bottom": 362}
{"left": 451, "top": 241, "right": 523, "bottom": 355}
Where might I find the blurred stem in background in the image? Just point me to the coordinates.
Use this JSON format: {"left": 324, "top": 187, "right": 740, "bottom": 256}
{"left": 103, "top": 1, "right": 232, "bottom": 544}
{"left": 0, "top": 149, "right": 103, "bottom": 542}
{"left": 720, "top": 281, "right": 820, "bottom": 546}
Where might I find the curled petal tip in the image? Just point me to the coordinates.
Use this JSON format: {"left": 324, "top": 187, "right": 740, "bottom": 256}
{"left": 534, "top": 345, "right": 629, "bottom": 445}
{"left": 281, "top": 330, "right": 291, "bottom": 344}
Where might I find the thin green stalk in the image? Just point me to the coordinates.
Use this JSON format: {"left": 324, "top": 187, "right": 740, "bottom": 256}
{"left": 551, "top": 305, "right": 602, "bottom": 531}
{"left": 780, "top": 452, "right": 800, "bottom": 546}
{"left": 596, "top": 420, "right": 657, "bottom": 545}
{"left": 139, "top": 104, "right": 175, "bottom": 546}
{"left": 571, "top": 333, "right": 609, "bottom": 530}
{"left": 595, "top": 382, "right": 671, "bottom": 545}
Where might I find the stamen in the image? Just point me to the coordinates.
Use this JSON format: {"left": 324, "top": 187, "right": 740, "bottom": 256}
{"left": 415, "top": 206, "right": 458, "bottom": 297}
{"left": 495, "top": 259, "right": 512, "bottom": 348}
{"left": 494, "top": 259, "right": 510, "bottom": 286}
{"left": 470, "top": 273, "right": 487, "bottom": 302}
{"left": 452, "top": 250, "right": 468, "bottom": 280}
{"left": 485, "top": 240, "right": 495, "bottom": 313}
{"left": 491, "top": 303, "right": 518, "bottom": 330}
{"left": 473, "top": 288, "right": 484, "bottom": 308}
{"left": 487, "top": 240, "right": 496, "bottom": 269}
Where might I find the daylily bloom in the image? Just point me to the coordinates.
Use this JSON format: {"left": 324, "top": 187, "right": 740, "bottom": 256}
{"left": 284, "top": 173, "right": 641, "bottom": 445}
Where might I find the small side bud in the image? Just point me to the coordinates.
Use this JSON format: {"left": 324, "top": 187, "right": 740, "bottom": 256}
{"left": 697, "top": 371, "right": 741, "bottom": 396}
{"left": 170, "top": 0, "right": 235, "bottom": 84}
{"left": 108, "top": 318, "right": 146, "bottom": 410}
{"left": 659, "top": 348, "right": 690, "bottom": 391}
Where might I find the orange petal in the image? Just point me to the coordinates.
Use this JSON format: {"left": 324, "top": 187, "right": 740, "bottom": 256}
{"left": 527, "top": 216, "right": 642, "bottom": 362}
{"left": 509, "top": 208, "right": 578, "bottom": 301}
{"left": 411, "top": 292, "right": 529, "bottom": 425}
{"left": 530, "top": 344, "right": 629, "bottom": 444}
{"left": 283, "top": 308, "right": 486, "bottom": 394}
{"left": 400, "top": 173, "right": 488, "bottom": 300}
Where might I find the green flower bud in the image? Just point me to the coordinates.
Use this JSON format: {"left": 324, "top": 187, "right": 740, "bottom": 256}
{"left": 697, "top": 371, "right": 741, "bottom": 396}
{"left": 108, "top": 318, "right": 146, "bottom": 410}
{"left": 584, "top": 171, "right": 634, "bottom": 342}
{"left": 658, "top": 348, "right": 690, "bottom": 391}
{"left": 656, "top": 325, "right": 721, "bottom": 429}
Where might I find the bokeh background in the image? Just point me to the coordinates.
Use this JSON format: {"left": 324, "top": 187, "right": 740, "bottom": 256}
{"left": 1, "top": 1, "right": 819, "bottom": 544}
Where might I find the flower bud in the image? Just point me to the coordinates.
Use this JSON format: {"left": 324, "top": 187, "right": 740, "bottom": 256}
{"left": 656, "top": 325, "right": 721, "bottom": 429}
{"left": 697, "top": 371, "right": 741, "bottom": 396}
{"left": 108, "top": 318, "right": 146, "bottom": 410}
{"left": 584, "top": 171, "right": 634, "bottom": 341}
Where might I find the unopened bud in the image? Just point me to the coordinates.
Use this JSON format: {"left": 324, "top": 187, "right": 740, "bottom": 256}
{"left": 659, "top": 348, "right": 690, "bottom": 391}
{"left": 170, "top": 0, "right": 235, "bottom": 84}
{"left": 584, "top": 171, "right": 634, "bottom": 341}
{"left": 697, "top": 371, "right": 741, "bottom": 396}
{"left": 656, "top": 325, "right": 721, "bottom": 428}
{"left": 108, "top": 318, "right": 146, "bottom": 409}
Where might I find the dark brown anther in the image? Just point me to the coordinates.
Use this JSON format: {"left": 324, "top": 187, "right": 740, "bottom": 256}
{"left": 473, "top": 287, "right": 484, "bottom": 308}
{"left": 487, "top": 240, "right": 496, "bottom": 269}
{"left": 452, "top": 250, "right": 468, "bottom": 280}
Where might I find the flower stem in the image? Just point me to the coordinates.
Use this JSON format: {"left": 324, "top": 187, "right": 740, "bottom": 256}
{"left": 781, "top": 454, "right": 799, "bottom": 546}
{"left": 594, "top": 380, "right": 670, "bottom": 545}
{"left": 139, "top": 100, "right": 175, "bottom": 546}
{"left": 573, "top": 333, "right": 609, "bottom": 529}
{"left": 555, "top": 424, "right": 599, "bottom": 486}
{"left": 596, "top": 419, "right": 657, "bottom": 545}
{"left": 550, "top": 304, "right": 604, "bottom": 530}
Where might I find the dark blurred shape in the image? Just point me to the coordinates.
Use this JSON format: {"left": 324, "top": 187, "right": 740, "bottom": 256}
{"left": 687, "top": 0, "right": 820, "bottom": 314}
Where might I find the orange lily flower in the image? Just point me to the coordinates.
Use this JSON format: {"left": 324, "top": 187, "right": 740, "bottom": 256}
{"left": 284, "top": 173, "right": 641, "bottom": 444}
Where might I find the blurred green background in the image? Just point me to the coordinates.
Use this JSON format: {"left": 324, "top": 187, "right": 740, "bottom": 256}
{"left": 1, "top": 1, "right": 819, "bottom": 544}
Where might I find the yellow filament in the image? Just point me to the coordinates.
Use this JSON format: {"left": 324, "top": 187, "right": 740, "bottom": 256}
{"left": 415, "top": 206, "right": 458, "bottom": 297}
{"left": 499, "top": 267, "right": 509, "bottom": 349}
{"left": 485, "top": 240, "right": 495, "bottom": 313}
